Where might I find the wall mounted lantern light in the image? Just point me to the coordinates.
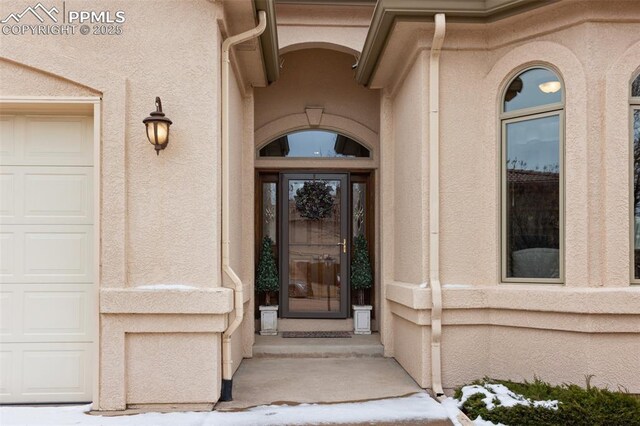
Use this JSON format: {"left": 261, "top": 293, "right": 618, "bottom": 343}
{"left": 143, "top": 97, "right": 172, "bottom": 155}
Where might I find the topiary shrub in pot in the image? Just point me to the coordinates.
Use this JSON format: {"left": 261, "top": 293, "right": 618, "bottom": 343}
{"left": 351, "top": 234, "right": 373, "bottom": 335}
{"left": 256, "top": 236, "right": 279, "bottom": 336}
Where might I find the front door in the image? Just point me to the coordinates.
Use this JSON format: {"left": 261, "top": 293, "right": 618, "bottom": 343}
{"left": 280, "top": 173, "right": 349, "bottom": 318}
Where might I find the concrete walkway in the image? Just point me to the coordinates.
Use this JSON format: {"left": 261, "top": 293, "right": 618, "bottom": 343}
{"left": 215, "top": 356, "right": 423, "bottom": 411}
{"left": 213, "top": 333, "right": 454, "bottom": 425}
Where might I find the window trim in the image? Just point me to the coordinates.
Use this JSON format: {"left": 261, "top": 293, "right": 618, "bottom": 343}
{"left": 256, "top": 128, "right": 372, "bottom": 160}
{"left": 500, "top": 65, "right": 566, "bottom": 284}
{"left": 629, "top": 71, "right": 640, "bottom": 284}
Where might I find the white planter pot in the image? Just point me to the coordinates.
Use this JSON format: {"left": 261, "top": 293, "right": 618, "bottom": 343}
{"left": 259, "top": 305, "right": 278, "bottom": 336}
{"left": 352, "top": 305, "right": 372, "bottom": 335}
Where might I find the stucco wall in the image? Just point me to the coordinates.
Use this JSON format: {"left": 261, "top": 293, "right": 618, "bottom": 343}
{"left": 0, "top": 59, "right": 99, "bottom": 97}
{"left": 276, "top": 2, "right": 373, "bottom": 56}
{"left": 227, "top": 61, "right": 252, "bottom": 374}
{"left": 0, "top": 0, "right": 238, "bottom": 410}
{"left": 255, "top": 48, "right": 380, "bottom": 136}
{"left": 3, "top": 0, "right": 640, "bottom": 410}
{"left": 390, "top": 52, "right": 428, "bottom": 285}
{"left": 1, "top": 0, "right": 221, "bottom": 289}
{"left": 379, "top": 1, "right": 640, "bottom": 393}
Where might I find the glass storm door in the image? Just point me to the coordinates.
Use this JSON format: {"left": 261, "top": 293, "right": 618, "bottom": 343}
{"left": 280, "top": 173, "right": 349, "bottom": 318}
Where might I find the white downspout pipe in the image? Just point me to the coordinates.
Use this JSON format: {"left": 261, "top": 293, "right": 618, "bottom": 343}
{"left": 429, "top": 13, "right": 446, "bottom": 399}
{"left": 220, "top": 10, "right": 267, "bottom": 401}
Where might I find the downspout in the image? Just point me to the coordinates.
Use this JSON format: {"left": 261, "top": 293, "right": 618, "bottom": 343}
{"left": 220, "top": 10, "right": 267, "bottom": 402}
{"left": 429, "top": 13, "right": 446, "bottom": 399}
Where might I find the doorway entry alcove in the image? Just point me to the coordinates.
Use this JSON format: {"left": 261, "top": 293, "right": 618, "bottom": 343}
{"left": 256, "top": 130, "right": 375, "bottom": 320}
{"left": 253, "top": 46, "right": 380, "bottom": 330}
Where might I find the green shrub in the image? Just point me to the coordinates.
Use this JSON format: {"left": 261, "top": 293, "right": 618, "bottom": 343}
{"left": 456, "top": 378, "right": 640, "bottom": 426}
{"left": 350, "top": 234, "right": 373, "bottom": 305}
{"left": 256, "top": 236, "right": 278, "bottom": 305}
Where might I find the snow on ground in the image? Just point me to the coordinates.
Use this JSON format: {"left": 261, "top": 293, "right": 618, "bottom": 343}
{"left": 444, "top": 382, "right": 560, "bottom": 426}
{"left": 135, "top": 284, "right": 198, "bottom": 291}
{"left": 0, "top": 392, "right": 450, "bottom": 426}
{"left": 472, "top": 416, "right": 506, "bottom": 426}
{"left": 441, "top": 397, "right": 503, "bottom": 426}
{"left": 439, "top": 397, "right": 465, "bottom": 426}
{"left": 456, "top": 383, "right": 559, "bottom": 411}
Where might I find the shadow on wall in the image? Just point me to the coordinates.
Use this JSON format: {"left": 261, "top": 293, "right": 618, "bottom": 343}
{"left": 254, "top": 48, "right": 380, "bottom": 135}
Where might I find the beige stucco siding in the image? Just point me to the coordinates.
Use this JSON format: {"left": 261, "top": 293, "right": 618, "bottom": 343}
{"left": 389, "top": 52, "right": 429, "bottom": 285}
{"left": 227, "top": 62, "right": 251, "bottom": 374}
{"left": 255, "top": 48, "right": 380, "bottom": 136}
{"left": 1, "top": 0, "right": 222, "bottom": 288}
{"left": 375, "top": 1, "right": 640, "bottom": 393}
{"left": 2, "top": 0, "right": 639, "bottom": 410}
{"left": 275, "top": 2, "right": 372, "bottom": 56}
{"left": 438, "top": 50, "right": 494, "bottom": 285}
{"left": 0, "top": 0, "right": 235, "bottom": 409}
{"left": 0, "top": 59, "right": 99, "bottom": 97}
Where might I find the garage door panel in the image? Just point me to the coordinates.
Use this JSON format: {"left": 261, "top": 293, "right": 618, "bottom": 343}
{"left": 24, "top": 117, "right": 92, "bottom": 166}
{"left": 0, "top": 290, "right": 17, "bottom": 338}
{"left": 25, "top": 168, "right": 93, "bottom": 223}
{"left": 0, "top": 225, "right": 93, "bottom": 283}
{"left": 23, "top": 348, "right": 88, "bottom": 394}
{"left": 0, "top": 232, "right": 19, "bottom": 278}
{"left": 0, "top": 284, "right": 93, "bottom": 343}
{"left": 0, "top": 343, "right": 92, "bottom": 403}
{"left": 0, "top": 115, "right": 17, "bottom": 161}
{"left": 0, "top": 172, "right": 17, "bottom": 218}
{"left": 24, "top": 291, "right": 87, "bottom": 337}
{"left": 25, "top": 230, "right": 91, "bottom": 279}
{"left": 0, "top": 350, "right": 16, "bottom": 398}
{"left": 1, "top": 115, "right": 92, "bottom": 166}
{"left": 1, "top": 167, "right": 93, "bottom": 225}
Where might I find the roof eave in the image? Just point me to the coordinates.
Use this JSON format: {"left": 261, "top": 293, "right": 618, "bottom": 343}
{"left": 355, "top": 0, "right": 558, "bottom": 86}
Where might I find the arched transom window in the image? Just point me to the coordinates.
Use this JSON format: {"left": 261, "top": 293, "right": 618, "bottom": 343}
{"left": 259, "top": 130, "right": 370, "bottom": 158}
{"left": 501, "top": 67, "right": 564, "bottom": 282}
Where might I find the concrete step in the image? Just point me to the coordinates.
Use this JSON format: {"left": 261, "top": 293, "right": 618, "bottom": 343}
{"left": 253, "top": 333, "right": 384, "bottom": 358}
{"left": 278, "top": 318, "right": 354, "bottom": 332}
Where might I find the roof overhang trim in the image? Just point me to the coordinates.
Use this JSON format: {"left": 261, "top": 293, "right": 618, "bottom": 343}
{"left": 355, "top": 0, "right": 557, "bottom": 86}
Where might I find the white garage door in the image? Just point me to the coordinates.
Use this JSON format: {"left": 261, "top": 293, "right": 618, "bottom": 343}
{"left": 0, "top": 112, "right": 95, "bottom": 403}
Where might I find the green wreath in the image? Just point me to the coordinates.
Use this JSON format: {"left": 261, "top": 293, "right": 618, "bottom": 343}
{"left": 295, "top": 181, "right": 334, "bottom": 220}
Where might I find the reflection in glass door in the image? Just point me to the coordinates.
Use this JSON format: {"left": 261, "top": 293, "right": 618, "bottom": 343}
{"left": 280, "top": 174, "right": 349, "bottom": 318}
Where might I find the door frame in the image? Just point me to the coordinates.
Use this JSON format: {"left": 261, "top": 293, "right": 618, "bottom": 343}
{"left": 279, "top": 172, "right": 350, "bottom": 318}
{"left": 255, "top": 169, "right": 376, "bottom": 321}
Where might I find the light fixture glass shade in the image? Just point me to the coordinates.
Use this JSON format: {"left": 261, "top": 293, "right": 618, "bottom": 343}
{"left": 146, "top": 121, "right": 169, "bottom": 145}
{"left": 538, "top": 81, "right": 562, "bottom": 94}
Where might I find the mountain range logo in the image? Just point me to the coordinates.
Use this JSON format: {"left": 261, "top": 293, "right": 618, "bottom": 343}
{"left": 1, "top": 3, "right": 59, "bottom": 24}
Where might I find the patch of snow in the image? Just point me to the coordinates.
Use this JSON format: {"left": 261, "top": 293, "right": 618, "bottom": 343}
{"left": 533, "top": 399, "right": 559, "bottom": 409}
{"left": 483, "top": 383, "right": 530, "bottom": 408}
{"left": 458, "top": 385, "right": 501, "bottom": 410}
{"left": 442, "top": 283, "right": 473, "bottom": 288}
{"left": 474, "top": 415, "right": 506, "bottom": 426}
{"left": 456, "top": 382, "right": 559, "bottom": 412}
{"left": 135, "top": 284, "right": 198, "bottom": 291}
{"left": 0, "top": 392, "right": 450, "bottom": 426}
{"left": 440, "top": 397, "right": 464, "bottom": 426}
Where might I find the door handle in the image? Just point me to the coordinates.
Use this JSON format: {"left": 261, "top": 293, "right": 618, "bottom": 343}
{"left": 339, "top": 238, "right": 347, "bottom": 253}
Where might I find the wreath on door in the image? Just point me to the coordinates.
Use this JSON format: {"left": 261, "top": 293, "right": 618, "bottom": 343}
{"left": 294, "top": 181, "right": 334, "bottom": 220}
